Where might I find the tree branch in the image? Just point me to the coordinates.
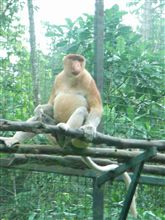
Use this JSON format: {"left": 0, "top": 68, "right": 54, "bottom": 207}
{"left": 2, "top": 0, "right": 15, "bottom": 16}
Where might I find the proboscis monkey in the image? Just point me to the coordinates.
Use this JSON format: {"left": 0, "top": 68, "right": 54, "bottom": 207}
{"left": 0, "top": 54, "right": 137, "bottom": 218}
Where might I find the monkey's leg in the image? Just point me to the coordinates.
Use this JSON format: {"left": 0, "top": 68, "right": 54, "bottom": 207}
{"left": 56, "top": 107, "right": 88, "bottom": 148}
{"left": 1, "top": 104, "right": 55, "bottom": 147}
{"left": 67, "top": 106, "right": 88, "bottom": 128}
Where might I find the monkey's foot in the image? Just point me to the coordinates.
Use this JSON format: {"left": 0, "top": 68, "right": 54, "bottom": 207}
{"left": 71, "top": 138, "right": 91, "bottom": 148}
{"left": 56, "top": 123, "right": 70, "bottom": 147}
{"left": 0, "top": 137, "right": 19, "bottom": 148}
{"left": 80, "top": 125, "right": 96, "bottom": 142}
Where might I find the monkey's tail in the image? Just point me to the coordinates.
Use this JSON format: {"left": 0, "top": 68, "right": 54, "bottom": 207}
{"left": 82, "top": 156, "right": 118, "bottom": 171}
{"left": 82, "top": 156, "right": 137, "bottom": 218}
{"left": 122, "top": 172, "right": 138, "bottom": 218}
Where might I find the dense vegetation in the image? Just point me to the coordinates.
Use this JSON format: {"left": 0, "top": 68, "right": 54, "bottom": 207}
{"left": 0, "top": 0, "right": 164, "bottom": 219}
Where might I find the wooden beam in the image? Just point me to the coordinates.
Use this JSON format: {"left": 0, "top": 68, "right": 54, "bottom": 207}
{"left": 0, "top": 157, "right": 98, "bottom": 177}
{"left": 0, "top": 119, "right": 165, "bottom": 150}
{"left": 1, "top": 153, "right": 165, "bottom": 176}
{"left": 1, "top": 144, "right": 165, "bottom": 164}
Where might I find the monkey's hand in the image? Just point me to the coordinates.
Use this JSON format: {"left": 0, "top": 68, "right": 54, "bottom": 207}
{"left": 80, "top": 124, "right": 96, "bottom": 142}
{"left": 55, "top": 123, "right": 70, "bottom": 148}
{"left": 56, "top": 123, "right": 69, "bottom": 131}
{"left": 71, "top": 125, "right": 94, "bottom": 149}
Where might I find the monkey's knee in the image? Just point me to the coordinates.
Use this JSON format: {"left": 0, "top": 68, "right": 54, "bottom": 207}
{"left": 67, "top": 107, "right": 88, "bottom": 129}
{"left": 74, "top": 106, "right": 88, "bottom": 116}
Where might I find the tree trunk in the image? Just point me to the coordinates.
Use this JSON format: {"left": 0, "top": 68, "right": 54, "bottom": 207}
{"left": 94, "top": 0, "right": 104, "bottom": 97}
{"left": 158, "top": 0, "right": 165, "bottom": 50}
{"left": 142, "top": 0, "right": 153, "bottom": 41}
{"left": 27, "top": 0, "right": 40, "bottom": 106}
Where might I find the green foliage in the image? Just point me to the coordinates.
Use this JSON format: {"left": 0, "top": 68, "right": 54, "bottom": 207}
{"left": 0, "top": 0, "right": 34, "bottom": 120}
{"left": 1, "top": 170, "right": 165, "bottom": 220}
{"left": 128, "top": 0, "right": 165, "bottom": 51}
{"left": 44, "top": 13, "right": 94, "bottom": 72}
{"left": 0, "top": 170, "right": 93, "bottom": 220}
{"left": 0, "top": 1, "right": 165, "bottom": 219}
{"left": 104, "top": 39, "right": 164, "bottom": 139}
{"left": 43, "top": 4, "right": 164, "bottom": 139}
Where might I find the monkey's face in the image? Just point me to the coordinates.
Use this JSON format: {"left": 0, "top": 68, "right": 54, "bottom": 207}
{"left": 70, "top": 60, "right": 83, "bottom": 75}
{"left": 63, "top": 54, "right": 85, "bottom": 76}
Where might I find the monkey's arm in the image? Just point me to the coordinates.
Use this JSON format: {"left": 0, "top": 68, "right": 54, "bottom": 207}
{"left": 48, "top": 81, "right": 57, "bottom": 105}
{"left": 79, "top": 79, "right": 103, "bottom": 142}
{"left": 48, "top": 74, "right": 61, "bottom": 105}
{"left": 84, "top": 79, "right": 103, "bottom": 129}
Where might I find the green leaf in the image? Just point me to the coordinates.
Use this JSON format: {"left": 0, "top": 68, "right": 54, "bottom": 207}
{"left": 65, "top": 18, "right": 74, "bottom": 27}
{"left": 28, "top": 213, "right": 37, "bottom": 220}
{"left": 116, "top": 36, "right": 126, "bottom": 55}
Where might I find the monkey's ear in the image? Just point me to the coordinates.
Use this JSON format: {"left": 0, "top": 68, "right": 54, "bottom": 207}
{"left": 63, "top": 55, "right": 67, "bottom": 62}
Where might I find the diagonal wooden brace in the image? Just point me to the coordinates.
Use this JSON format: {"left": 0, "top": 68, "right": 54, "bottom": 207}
{"left": 119, "top": 161, "right": 144, "bottom": 220}
{"left": 97, "top": 147, "right": 157, "bottom": 187}
{"left": 96, "top": 147, "right": 157, "bottom": 220}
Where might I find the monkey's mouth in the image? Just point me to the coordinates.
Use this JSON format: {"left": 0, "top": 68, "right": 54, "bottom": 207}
{"left": 71, "top": 71, "right": 80, "bottom": 76}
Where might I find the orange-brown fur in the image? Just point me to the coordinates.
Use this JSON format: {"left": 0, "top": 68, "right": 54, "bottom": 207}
{"left": 48, "top": 54, "right": 103, "bottom": 124}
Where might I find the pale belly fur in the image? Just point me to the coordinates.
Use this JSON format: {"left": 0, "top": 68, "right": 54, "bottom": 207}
{"left": 53, "top": 93, "right": 88, "bottom": 123}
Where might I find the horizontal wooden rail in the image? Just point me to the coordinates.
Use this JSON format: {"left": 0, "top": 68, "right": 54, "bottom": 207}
{"left": 0, "top": 119, "right": 165, "bottom": 150}
{"left": 1, "top": 154, "right": 165, "bottom": 176}
{"left": 1, "top": 144, "right": 165, "bottom": 164}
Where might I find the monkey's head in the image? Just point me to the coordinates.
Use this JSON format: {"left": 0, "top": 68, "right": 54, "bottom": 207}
{"left": 63, "top": 54, "right": 86, "bottom": 76}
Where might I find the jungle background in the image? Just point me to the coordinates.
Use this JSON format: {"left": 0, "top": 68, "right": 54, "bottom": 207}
{"left": 0, "top": 0, "right": 165, "bottom": 219}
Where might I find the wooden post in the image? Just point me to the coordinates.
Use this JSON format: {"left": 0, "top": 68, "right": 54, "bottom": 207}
{"left": 94, "top": 0, "right": 104, "bottom": 132}
{"left": 27, "top": 0, "right": 40, "bottom": 106}
{"left": 119, "top": 162, "right": 144, "bottom": 220}
{"left": 93, "top": 178, "right": 104, "bottom": 220}
{"left": 94, "top": 0, "right": 104, "bottom": 96}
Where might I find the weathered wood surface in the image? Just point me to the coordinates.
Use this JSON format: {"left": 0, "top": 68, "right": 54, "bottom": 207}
{"left": 0, "top": 119, "right": 165, "bottom": 150}
{"left": 1, "top": 119, "right": 165, "bottom": 178}
{"left": 97, "top": 147, "right": 157, "bottom": 186}
{"left": 1, "top": 144, "right": 165, "bottom": 164}
{"left": 1, "top": 154, "right": 165, "bottom": 176}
